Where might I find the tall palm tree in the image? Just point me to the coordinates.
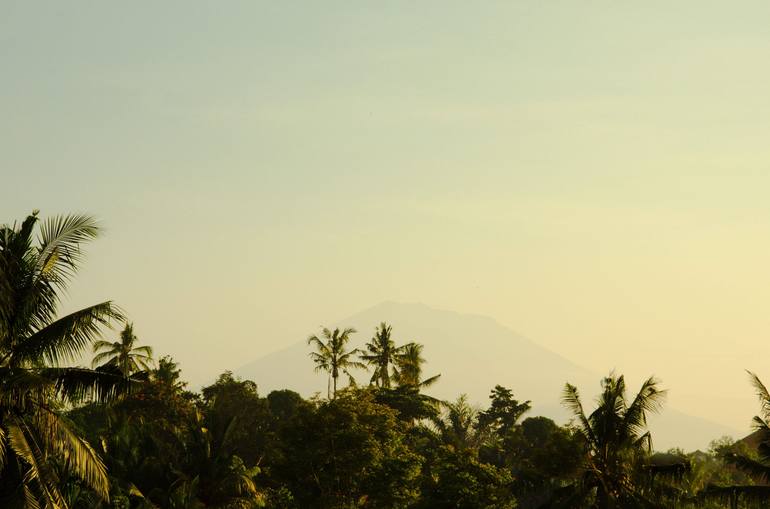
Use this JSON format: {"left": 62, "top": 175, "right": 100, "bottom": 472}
{"left": 560, "top": 373, "right": 666, "bottom": 508}
{"left": 307, "top": 327, "right": 364, "bottom": 399}
{"left": 393, "top": 342, "right": 441, "bottom": 388}
{"left": 92, "top": 323, "right": 154, "bottom": 376}
{"left": 0, "top": 211, "right": 126, "bottom": 507}
{"left": 359, "top": 322, "right": 406, "bottom": 388}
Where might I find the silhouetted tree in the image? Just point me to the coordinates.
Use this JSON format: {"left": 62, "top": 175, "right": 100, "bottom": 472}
{"left": 307, "top": 327, "right": 364, "bottom": 399}
{"left": 394, "top": 342, "right": 441, "bottom": 389}
{"left": 0, "top": 211, "right": 125, "bottom": 507}
{"left": 478, "top": 385, "right": 531, "bottom": 437}
{"left": 714, "top": 371, "right": 770, "bottom": 506}
{"left": 360, "top": 322, "right": 405, "bottom": 388}
{"left": 432, "top": 395, "right": 488, "bottom": 453}
{"left": 417, "top": 446, "right": 515, "bottom": 509}
{"left": 273, "top": 390, "right": 422, "bottom": 508}
{"left": 201, "top": 372, "right": 272, "bottom": 467}
{"left": 93, "top": 322, "right": 154, "bottom": 376}
{"left": 558, "top": 373, "right": 666, "bottom": 508}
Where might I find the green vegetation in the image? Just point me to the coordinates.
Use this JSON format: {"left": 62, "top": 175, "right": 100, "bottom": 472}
{"left": 307, "top": 327, "right": 364, "bottom": 399}
{"left": 360, "top": 322, "right": 402, "bottom": 388}
{"left": 93, "top": 323, "right": 154, "bottom": 377}
{"left": 392, "top": 342, "right": 440, "bottom": 389}
{"left": 3, "top": 211, "right": 770, "bottom": 508}
{"left": 0, "top": 212, "right": 125, "bottom": 506}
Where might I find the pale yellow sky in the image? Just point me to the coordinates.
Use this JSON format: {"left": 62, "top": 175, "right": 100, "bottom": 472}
{"left": 3, "top": 1, "right": 770, "bottom": 432}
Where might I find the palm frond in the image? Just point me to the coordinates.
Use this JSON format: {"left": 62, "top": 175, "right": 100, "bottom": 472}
{"left": 22, "top": 484, "right": 42, "bottom": 509}
{"left": 633, "top": 431, "right": 653, "bottom": 453}
{"left": 40, "top": 367, "right": 132, "bottom": 403}
{"left": 306, "top": 335, "right": 329, "bottom": 353}
{"left": 7, "top": 419, "right": 66, "bottom": 508}
{"left": 562, "top": 383, "right": 597, "bottom": 446}
{"left": 13, "top": 301, "right": 123, "bottom": 366}
{"left": 622, "top": 376, "right": 665, "bottom": 442}
{"left": 747, "top": 371, "right": 770, "bottom": 419}
{"left": 92, "top": 339, "right": 119, "bottom": 352}
{"left": 34, "top": 214, "right": 100, "bottom": 286}
{"left": 131, "top": 345, "right": 153, "bottom": 357}
{"left": 0, "top": 426, "right": 6, "bottom": 474}
{"left": 418, "top": 373, "right": 441, "bottom": 388}
{"left": 35, "top": 406, "right": 110, "bottom": 500}
{"left": 724, "top": 452, "right": 770, "bottom": 481}
{"left": 91, "top": 350, "right": 119, "bottom": 368}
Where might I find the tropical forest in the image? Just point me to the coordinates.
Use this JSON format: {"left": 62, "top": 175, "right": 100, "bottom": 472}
{"left": 4, "top": 210, "right": 770, "bottom": 509}
{"left": 9, "top": 0, "right": 770, "bottom": 506}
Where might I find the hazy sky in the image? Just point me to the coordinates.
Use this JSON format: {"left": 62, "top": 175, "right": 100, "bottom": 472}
{"left": 4, "top": 2, "right": 770, "bottom": 431}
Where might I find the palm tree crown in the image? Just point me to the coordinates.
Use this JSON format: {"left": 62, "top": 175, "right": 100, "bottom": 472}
{"left": 393, "top": 342, "right": 441, "bottom": 389}
{"left": 359, "top": 322, "right": 406, "bottom": 388}
{"left": 307, "top": 327, "right": 364, "bottom": 399}
{"left": 431, "top": 394, "right": 487, "bottom": 453}
{"left": 0, "top": 211, "right": 126, "bottom": 507}
{"left": 562, "top": 373, "right": 666, "bottom": 508}
{"left": 721, "top": 372, "right": 770, "bottom": 491}
{"left": 93, "top": 322, "right": 154, "bottom": 376}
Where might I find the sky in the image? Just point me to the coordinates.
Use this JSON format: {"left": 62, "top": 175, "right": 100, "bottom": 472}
{"left": 3, "top": 1, "right": 770, "bottom": 432}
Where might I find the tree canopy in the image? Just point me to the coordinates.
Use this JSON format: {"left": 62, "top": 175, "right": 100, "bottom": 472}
{"left": 2, "top": 210, "right": 764, "bottom": 509}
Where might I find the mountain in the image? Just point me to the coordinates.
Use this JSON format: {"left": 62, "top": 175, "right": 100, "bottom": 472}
{"left": 237, "top": 301, "right": 738, "bottom": 451}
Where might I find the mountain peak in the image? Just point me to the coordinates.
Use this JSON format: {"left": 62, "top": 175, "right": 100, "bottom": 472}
{"left": 238, "top": 302, "right": 738, "bottom": 451}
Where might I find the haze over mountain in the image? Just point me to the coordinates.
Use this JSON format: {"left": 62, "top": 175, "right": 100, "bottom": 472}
{"left": 6, "top": 3, "right": 770, "bottom": 443}
{"left": 238, "top": 301, "right": 738, "bottom": 452}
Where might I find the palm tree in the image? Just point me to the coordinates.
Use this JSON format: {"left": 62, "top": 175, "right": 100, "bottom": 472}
{"left": 307, "top": 327, "right": 364, "bottom": 399}
{"left": 714, "top": 371, "right": 770, "bottom": 507}
{"left": 431, "top": 395, "right": 488, "bottom": 453}
{"left": 393, "top": 342, "right": 440, "bottom": 389}
{"left": 0, "top": 211, "right": 126, "bottom": 507}
{"left": 153, "top": 355, "right": 187, "bottom": 391}
{"left": 359, "top": 322, "right": 407, "bottom": 388}
{"left": 92, "top": 323, "right": 154, "bottom": 376}
{"left": 560, "top": 373, "right": 666, "bottom": 508}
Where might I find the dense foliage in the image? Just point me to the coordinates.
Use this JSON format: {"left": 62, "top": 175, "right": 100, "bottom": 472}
{"left": 3, "top": 211, "right": 770, "bottom": 508}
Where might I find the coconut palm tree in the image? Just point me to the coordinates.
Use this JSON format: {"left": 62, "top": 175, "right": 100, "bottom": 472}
{"left": 393, "top": 342, "right": 440, "bottom": 389}
{"left": 0, "top": 211, "right": 126, "bottom": 507}
{"left": 359, "top": 322, "right": 407, "bottom": 388}
{"left": 559, "top": 373, "right": 666, "bottom": 508}
{"left": 92, "top": 323, "right": 154, "bottom": 376}
{"left": 431, "top": 395, "right": 488, "bottom": 453}
{"left": 153, "top": 355, "right": 187, "bottom": 392}
{"left": 307, "top": 327, "right": 364, "bottom": 399}
{"left": 714, "top": 371, "right": 770, "bottom": 507}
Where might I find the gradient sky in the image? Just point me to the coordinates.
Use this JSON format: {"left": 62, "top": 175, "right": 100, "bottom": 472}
{"left": 3, "top": 1, "right": 770, "bottom": 432}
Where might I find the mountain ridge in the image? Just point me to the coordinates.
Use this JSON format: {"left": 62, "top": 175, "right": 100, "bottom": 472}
{"left": 237, "top": 301, "right": 739, "bottom": 451}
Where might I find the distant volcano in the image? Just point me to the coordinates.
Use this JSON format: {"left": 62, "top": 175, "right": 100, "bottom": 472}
{"left": 238, "top": 301, "right": 738, "bottom": 451}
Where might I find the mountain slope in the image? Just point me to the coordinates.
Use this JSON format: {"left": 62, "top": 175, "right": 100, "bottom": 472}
{"left": 237, "top": 301, "right": 737, "bottom": 451}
